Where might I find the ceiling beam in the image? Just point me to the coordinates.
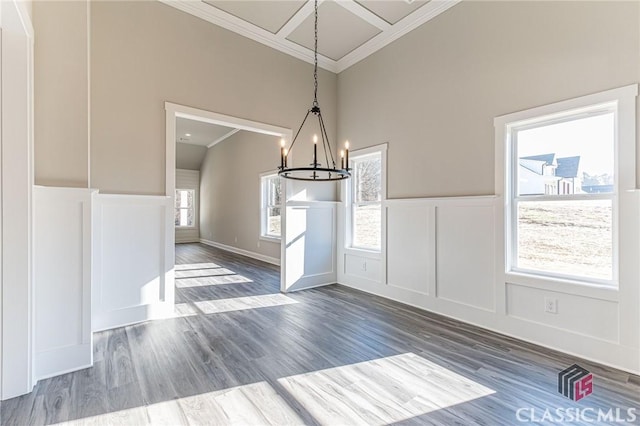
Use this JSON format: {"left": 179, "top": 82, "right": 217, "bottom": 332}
{"left": 277, "top": 0, "right": 321, "bottom": 39}
{"left": 334, "top": 0, "right": 391, "bottom": 31}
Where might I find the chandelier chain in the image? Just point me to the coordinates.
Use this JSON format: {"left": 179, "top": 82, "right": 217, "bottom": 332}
{"left": 313, "top": 0, "right": 318, "bottom": 106}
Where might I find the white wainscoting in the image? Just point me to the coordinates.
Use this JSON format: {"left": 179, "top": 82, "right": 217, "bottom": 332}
{"left": 337, "top": 195, "right": 640, "bottom": 374}
{"left": 92, "top": 194, "right": 174, "bottom": 331}
{"left": 33, "top": 187, "right": 95, "bottom": 380}
{"left": 283, "top": 201, "right": 336, "bottom": 292}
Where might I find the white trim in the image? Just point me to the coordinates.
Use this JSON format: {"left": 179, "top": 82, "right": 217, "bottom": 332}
{"left": 206, "top": 128, "right": 240, "bottom": 148}
{"left": 159, "top": 0, "right": 459, "bottom": 73}
{"left": 166, "top": 102, "right": 290, "bottom": 137}
{"left": 1, "top": 0, "right": 36, "bottom": 399}
{"left": 276, "top": 0, "right": 319, "bottom": 39}
{"left": 260, "top": 172, "right": 283, "bottom": 240}
{"left": 334, "top": 0, "right": 391, "bottom": 31}
{"left": 200, "top": 238, "right": 280, "bottom": 266}
{"left": 495, "top": 84, "right": 637, "bottom": 288}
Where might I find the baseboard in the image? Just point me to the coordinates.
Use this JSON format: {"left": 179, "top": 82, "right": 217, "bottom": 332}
{"left": 199, "top": 238, "right": 280, "bottom": 266}
{"left": 35, "top": 343, "right": 92, "bottom": 381}
{"left": 336, "top": 280, "right": 640, "bottom": 376}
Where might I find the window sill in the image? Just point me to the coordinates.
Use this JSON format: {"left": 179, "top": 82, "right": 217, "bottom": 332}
{"left": 176, "top": 226, "right": 197, "bottom": 230}
{"left": 344, "top": 247, "right": 382, "bottom": 259}
{"left": 505, "top": 270, "right": 618, "bottom": 302}
{"left": 259, "top": 235, "right": 281, "bottom": 243}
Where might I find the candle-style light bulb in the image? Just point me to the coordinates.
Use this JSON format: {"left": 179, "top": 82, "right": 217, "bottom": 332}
{"left": 340, "top": 150, "right": 345, "bottom": 169}
{"left": 284, "top": 148, "right": 288, "bottom": 167}
{"left": 313, "top": 134, "right": 318, "bottom": 166}
{"left": 280, "top": 139, "right": 285, "bottom": 168}
{"left": 344, "top": 141, "right": 350, "bottom": 170}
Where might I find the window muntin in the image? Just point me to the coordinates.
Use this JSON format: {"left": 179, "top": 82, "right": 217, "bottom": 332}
{"left": 351, "top": 153, "right": 382, "bottom": 250}
{"left": 510, "top": 105, "right": 616, "bottom": 283}
{"left": 261, "top": 174, "right": 282, "bottom": 239}
{"left": 175, "top": 189, "right": 195, "bottom": 228}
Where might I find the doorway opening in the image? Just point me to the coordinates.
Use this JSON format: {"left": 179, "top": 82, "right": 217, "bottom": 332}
{"left": 165, "top": 103, "right": 291, "bottom": 300}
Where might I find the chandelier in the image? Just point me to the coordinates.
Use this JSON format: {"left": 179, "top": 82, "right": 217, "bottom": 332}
{"left": 278, "top": 0, "right": 350, "bottom": 181}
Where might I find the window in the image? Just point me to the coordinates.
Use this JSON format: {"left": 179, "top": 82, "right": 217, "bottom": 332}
{"left": 350, "top": 149, "right": 384, "bottom": 250}
{"left": 499, "top": 85, "right": 638, "bottom": 285}
{"left": 175, "top": 189, "right": 195, "bottom": 228}
{"left": 261, "top": 174, "right": 282, "bottom": 239}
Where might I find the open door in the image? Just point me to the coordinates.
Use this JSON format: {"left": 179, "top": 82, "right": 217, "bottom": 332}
{"left": 281, "top": 180, "right": 337, "bottom": 292}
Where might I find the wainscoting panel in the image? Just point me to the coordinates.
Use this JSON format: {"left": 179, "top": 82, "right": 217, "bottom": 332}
{"left": 283, "top": 201, "right": 336, "bottom": 292}
{"left": 344, "top": 254, "right": 382, "bottom": 283}
{"left": 33, "top": 187, "right": 94, "bottom": 380}
{"left": 506, "top": 283, "right": 619, "bottom": 343}
{"left": 92, "top": 194, "right": 174, "bottom": 331}
{"left": 386, "top": 204, "right": 433, "bottom": 295}
{"left": 435, "top": 203, "right": 495, "bottom": 312}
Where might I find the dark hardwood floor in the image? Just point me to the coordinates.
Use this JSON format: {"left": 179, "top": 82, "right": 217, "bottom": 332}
{"left": 2, "top": 243, "right": 638, "bottom": 425}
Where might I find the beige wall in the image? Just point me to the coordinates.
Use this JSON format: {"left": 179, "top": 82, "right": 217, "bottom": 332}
{"left": 200, "top": 131, "right": 280, "bottom": 260}
{"left": 89, "top": 0, "right": 337, "bottom": 196}
{"left": 338, "top": 1, "right": 640, "bottom": 198}
{"left": 33, "top": 0, "right": 89, "bottom": 187}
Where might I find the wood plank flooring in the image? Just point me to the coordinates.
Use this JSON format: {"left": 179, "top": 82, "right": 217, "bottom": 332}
{"left": 2, "top": 243, "right": 639, "bottom": 425}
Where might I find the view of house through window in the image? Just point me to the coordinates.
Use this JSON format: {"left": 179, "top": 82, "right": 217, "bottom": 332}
{"left": 513, "top": 109, "right": 615, "bottom": 281}
{"left": 261, "top": 174, "right": 282, "bottom": 238}
{"left": 175, "top": 189, "right": 195, "bottom": 228}
{"left": 352, "top": 152, "right": 382, "bottom": 250}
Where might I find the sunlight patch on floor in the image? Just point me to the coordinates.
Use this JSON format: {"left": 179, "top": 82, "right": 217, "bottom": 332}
{"left": 52, "top": 382, "right": 304, "bottom": 426}
{"left": 277, "top": 352, "right": 495, "bottom": 425}
{"left": 175, "top": 262, "right": 222, "bottom": 271}
{"left": 185, "top": 294, "right": 299, "bottom": 315}
{"left": 176, "top": 274, "right": 254, "bottom": 288}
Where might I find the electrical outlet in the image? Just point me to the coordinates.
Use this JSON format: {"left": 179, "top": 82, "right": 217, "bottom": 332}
{"left": 361, "top": 261, "right": 367, "bottom": 272}
{"left": 544, "top": 297, "right": 558, "bottom": 314}
{"left": 234, "top": 236, "right": 238, "bottom": 243}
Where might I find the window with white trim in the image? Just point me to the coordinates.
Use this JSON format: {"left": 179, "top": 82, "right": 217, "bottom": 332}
{"left": 505, "top": 97, "right": 628, "bottom": 284}
{"left": 261, "top": 174, "right": 282, "bottom": 239}
{"left": 350, "top": 151, "right": 383, "bottom": 250}
{"left": 175, "top": 189, "right": 195, "bottom": 228}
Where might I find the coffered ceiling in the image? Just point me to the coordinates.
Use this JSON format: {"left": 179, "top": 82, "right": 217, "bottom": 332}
{"left": 160, "top": 0, "right": 460, "bottom": 73}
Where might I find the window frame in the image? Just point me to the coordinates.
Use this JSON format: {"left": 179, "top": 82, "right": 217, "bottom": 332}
{"left": 495, "top": 84, "right": 638, "bottom": 289}
{"left": 347, "top": 143, "right": 387, "bottom": 253}
{"left": 509, "top": 105, "right": 617, "bottom": 285}
{"left": 175, "top": 188, "right": 196, "bottom": 229}
{"left": 260, "top": 172, "right": 283, "bottom": 241}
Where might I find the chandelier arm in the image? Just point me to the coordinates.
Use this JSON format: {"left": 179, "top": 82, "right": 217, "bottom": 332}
{"left": 287, "top": 109, "right": 312, "bottom": 154}
{"left": 318, "top": 113, "right": 337, "bottom": 168}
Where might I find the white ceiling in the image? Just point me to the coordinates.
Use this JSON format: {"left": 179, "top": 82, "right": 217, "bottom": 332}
{"left": 176, "top": 117, "right": 239, "bottom": 148}
{"left": 160, "top": 0, "right": 460, "bottom": 73}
